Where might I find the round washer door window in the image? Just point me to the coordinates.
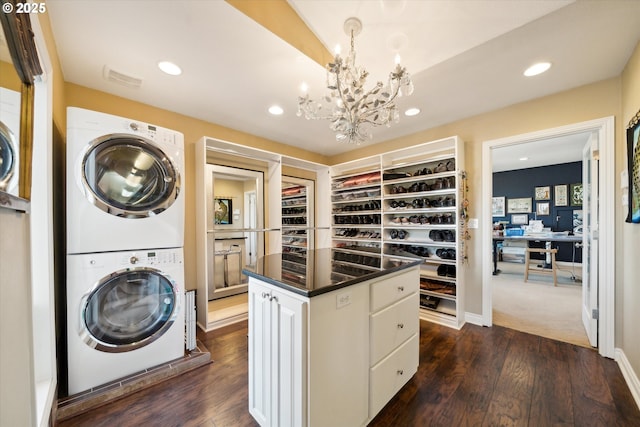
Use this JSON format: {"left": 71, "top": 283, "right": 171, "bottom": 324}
{"left": 81, "top": 267, "right": 179, "bottom": 353}
{"left": 82, "top": 133, "right": 180, "bottom": 218}
{"left": 0, "top": 121, "right": 16, "bottom": 192}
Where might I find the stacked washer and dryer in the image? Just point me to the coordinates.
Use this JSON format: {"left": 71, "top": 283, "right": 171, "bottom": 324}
{"left": 66, "top": 107, "right": 186, "bottom": 395}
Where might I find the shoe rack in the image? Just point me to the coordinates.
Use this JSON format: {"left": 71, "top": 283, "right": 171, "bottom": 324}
{"left": 282, "top": 176, "right": 315, "bottom": 285}
{"left": 331, "top": 136, "right": 466, "bottom": 329}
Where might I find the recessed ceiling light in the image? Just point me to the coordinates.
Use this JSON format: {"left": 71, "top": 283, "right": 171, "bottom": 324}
{"left": 158, "top": 61, "right": 182, "bottom": 76}
{"left": 404, "top": 107, "right": 421, "bottom": 117}
{"left": 519, "top": 157, "right": 529, "bottom": 161}
{"left": 524, "top": 62, "right": 551, "bottom": 77}
{"left": 268, "top": 105, "right": 284, "bottom": 115}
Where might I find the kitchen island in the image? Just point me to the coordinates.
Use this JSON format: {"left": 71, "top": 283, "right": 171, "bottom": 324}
{"left": 243, "top": 248, "right": 421, "bottom": 427}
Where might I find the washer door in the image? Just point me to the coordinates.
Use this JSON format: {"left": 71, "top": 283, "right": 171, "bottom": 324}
{"left": 0, "top": 121, "right": 16, "bottom": 192}
{"left": 81, "top": 133, "right": 180, "bottom": 218}
{"left": 80, "top": 267, "right": 179, "bottom": 353}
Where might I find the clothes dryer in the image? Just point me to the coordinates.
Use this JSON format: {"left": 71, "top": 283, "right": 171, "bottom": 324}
{"left": 66, "top": 247, "right": 185, "bottom": 395}
{"left": 0, "top": 88, "right": 20, "bottom": 196}
{"left": 66, "top": 107, "right": 184, "bottom": 254}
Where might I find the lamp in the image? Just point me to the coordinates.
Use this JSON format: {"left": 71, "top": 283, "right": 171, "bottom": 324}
{"left": 297, "top": 17, "right": 413, "bottom": 144}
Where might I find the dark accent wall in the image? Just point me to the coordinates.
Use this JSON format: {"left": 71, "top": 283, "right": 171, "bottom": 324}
{"left": 493, "top": 161, "right": 582, "bottom": 263}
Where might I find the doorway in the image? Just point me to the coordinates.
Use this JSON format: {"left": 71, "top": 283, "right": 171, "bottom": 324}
{"left": 481, "top": 117, "right": 615, "bottom": 358}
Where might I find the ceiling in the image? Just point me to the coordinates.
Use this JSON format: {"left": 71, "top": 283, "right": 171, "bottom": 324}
{"left": 44, "top": 0, "right": 640, "bottom": 163}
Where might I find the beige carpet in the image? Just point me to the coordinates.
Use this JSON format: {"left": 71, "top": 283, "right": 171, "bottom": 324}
{"left": 492, "top": 261, "right": 591, "bottom": 348}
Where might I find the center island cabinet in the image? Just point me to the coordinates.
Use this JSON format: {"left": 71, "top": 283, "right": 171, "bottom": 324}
{"left": 242, "top": 248, "right": 421, "bottom": 427}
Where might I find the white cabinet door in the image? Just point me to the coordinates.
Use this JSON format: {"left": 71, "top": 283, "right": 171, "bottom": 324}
{"left": 271, "top": 289, "right": 306, "bottom": 427}
{"left": 248, "top": 279, "right": 306, "bottom": 427}
{"left": 248, "top": 281, "right": 273, "bottom": 426}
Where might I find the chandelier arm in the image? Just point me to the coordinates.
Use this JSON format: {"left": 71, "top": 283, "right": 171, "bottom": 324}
{"left": 333, "top": 67, "right": 357, "bottom": 124}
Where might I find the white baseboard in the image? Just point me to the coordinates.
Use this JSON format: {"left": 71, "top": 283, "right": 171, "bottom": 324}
{"left": 464, "top": 312, "right": 485, "bottom": 327}
{"left": 616, "top": 347, "right": 640, "bottom": 411}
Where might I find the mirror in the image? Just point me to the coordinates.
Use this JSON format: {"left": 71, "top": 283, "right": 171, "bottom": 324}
{"left": 0, "top": 4, "right": 42, "bottom": 203}
{"left": 203, "top": 164, "right": 267, "bottom": 328}
{"left": 0, "top": 22, "right": 21, "bottom": 198}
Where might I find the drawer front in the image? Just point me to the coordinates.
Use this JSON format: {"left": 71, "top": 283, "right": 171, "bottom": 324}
{"left": 370, "top": 268, "right": 419, "bottom": 312}
{"left": 369, "top": 333, "right": 419, "bottom": 419}
{"left": 370, "top": 292, "right": 419, "bottom": 365}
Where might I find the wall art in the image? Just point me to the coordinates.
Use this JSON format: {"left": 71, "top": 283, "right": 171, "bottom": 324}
{"left": 214, "top": 198, "right": 232, "bottom": 225}
{"left": 554, "top": 184, "right": 568, "bottom": 206}
{"left": 492, "top": 196, "right": 505, "bottom": 217}
{"left": 626, "top": 109, "right": 640, "bottom": 223}
{"left": 536, "top": 202, "right": 550, "bottom": 216}
{"left": 511, "top": 214, "right": 529, "bottom": 225}
{"left": 535, "top": 186, "right": 550, "bottom": 200}
{"left": 507, "top": 197, "right": 532, "bottom": 214}
{"left": 570, "top": 183, "right": 583, "bottom": 206}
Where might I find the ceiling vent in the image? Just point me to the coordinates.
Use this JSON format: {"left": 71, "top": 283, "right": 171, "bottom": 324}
{"left": 103, "top": 65, "right": 142, "bottom": 89}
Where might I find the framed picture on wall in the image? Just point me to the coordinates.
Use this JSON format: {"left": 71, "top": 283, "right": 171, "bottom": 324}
{"left": 554, "top": 184, "right": 568, "bottom": 206}
{"left": 492, "top": 197, "right": 505, "bottom": 217}
{"left": 536, "top": 202, "right": 550, "bottom": 216}
{"left": 535, "top": 186, "right": 550, "bottom": 200}
{"left": 214, "top": 198, "right": 232, "bottom": 225}
{"left": 625, "top": 110, "right": 640, "bottom": 223}
{"left": 511, "top": 214, "right": 529, "bottom": 225}
{"left": 507, "top": 197, "right": 532, "bottom": 213}
{"left": 570, "top": 183, "right": 583, "bottom": 206}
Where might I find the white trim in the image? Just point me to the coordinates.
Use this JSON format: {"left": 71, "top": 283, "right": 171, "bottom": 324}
{"left": 616, "top": 348, "right": 640, "bottom": 411}
{"left": 464, "top": 312, "right": 484, "bottom": 327}
{"left": 481, "top": 117, "right": 615, "bottom": 357}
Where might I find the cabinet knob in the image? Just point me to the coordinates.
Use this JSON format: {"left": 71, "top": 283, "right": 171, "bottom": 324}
{"left": 397, "top": 286, "right": 404, "bottom": 292}
{"left": 397, "top": 323, "right": 404, "bottom": 329}
{"left": 261, "top": 292, "right": 270, "bottom": 299}
{"left": 397, "top": 369, "right": 404, "bottom": 376}
{"left": 270, "top": 295, "right": 279, "bottom": 303}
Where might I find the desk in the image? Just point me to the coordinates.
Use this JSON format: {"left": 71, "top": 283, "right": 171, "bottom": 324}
{"left": 492, "top": 234, "right": 582, "bottom": 275}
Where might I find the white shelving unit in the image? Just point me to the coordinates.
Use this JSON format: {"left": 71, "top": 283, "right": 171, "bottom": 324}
{"left": 330, "top": 136, "right": 466, "bottom": 329}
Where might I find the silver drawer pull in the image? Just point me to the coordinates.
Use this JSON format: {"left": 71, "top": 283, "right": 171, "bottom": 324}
{"left": 397, "top": 369, "right": 404, "bottom": 375}
{"left": 397, "top": 323, "right": 404, "bottom": 329}
{"left": 397, "top": 286, "right": 404, "bottom": 292}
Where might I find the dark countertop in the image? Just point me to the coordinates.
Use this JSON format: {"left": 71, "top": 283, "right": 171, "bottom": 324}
{"left": 242, "top": 248, "right": 421, "bottom": 298}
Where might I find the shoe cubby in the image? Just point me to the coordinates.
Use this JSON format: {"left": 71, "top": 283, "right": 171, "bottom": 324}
{"left": 282, "top": 177, "right": 315, "bottom": 274}
{"left": 330, "top": 136, "right": 465, "bottom": 329}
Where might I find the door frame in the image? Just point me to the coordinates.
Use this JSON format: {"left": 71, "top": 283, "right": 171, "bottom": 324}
{"left": 481, "top": 116, "right": 615, "bottom": 358}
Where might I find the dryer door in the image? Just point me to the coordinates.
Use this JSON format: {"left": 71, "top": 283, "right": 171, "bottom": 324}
{"left": 81, "top": 133, "right": 180, "bottom": 218}
{"left": 0, "top": 121, "right": 17, "bottom": 192}
{"left": 80, "top": 267, "right": 179, "bottom": 353}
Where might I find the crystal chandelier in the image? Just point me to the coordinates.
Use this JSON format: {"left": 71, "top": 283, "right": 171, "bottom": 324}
{"left": 297, "top": 17, "right": 413, "bottom": 144}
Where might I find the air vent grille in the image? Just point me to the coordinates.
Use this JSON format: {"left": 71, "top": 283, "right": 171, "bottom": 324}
{"left": 103, "top": 65, "right": 142, "bottom": 89}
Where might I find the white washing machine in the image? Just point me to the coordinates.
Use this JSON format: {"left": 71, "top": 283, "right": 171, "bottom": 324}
{"left": 66, "top": 107, "right": 184, "bottom": 254}
{"left": 0, "top": 87, "right": 20, "bottom": 196}
{"left": 66, "top": 247, "right": 185, "bottom": 395}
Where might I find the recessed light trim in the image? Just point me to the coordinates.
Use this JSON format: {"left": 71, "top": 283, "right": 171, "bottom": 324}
{"left": 519, "top": 157, "right": 529, "bottom": 161}
{"left": 158, "top": 61, "right": 182, "bottom": 76}
{"left": 404, "top": 107, "right": 421, "bottom": 117}
{"left": 268, "top": 105, "right": 284, "bottom": 115}
{"left": 524, "top": 62, "right": 551, "bottom": 77}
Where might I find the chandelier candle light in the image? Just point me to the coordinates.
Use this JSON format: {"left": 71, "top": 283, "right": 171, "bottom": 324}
{"left": 297, "top": 17, "right": 414, "bottom": 144}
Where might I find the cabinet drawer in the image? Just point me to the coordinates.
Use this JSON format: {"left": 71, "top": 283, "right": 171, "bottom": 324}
{"left": 371, "top": 268, "right": 419, "bottom": 312}
{"left": 369, "top": 333, "right": 419, "bottom": 419}
{"left": 370, "top": 292, "right": 419, "bottom": 365}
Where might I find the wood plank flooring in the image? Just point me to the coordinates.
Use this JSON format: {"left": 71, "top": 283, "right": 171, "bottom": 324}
{"left": 56, "top": 321, "right": 640, "bottom": 427}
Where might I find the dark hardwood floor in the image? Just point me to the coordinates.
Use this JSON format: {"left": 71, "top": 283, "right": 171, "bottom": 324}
{"left": 57, "top": 320, "right": 640, "bottom": 427}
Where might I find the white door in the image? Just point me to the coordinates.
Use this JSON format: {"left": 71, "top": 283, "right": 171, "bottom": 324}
{"left": 582, "top": 132, "right": 599, "bottom": 347}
